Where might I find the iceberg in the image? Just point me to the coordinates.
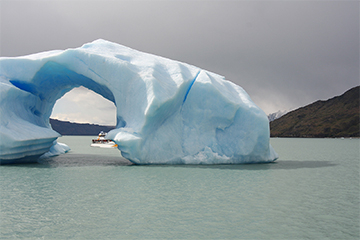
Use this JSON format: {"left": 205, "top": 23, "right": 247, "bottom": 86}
{"left": 0, "top": 39, "right": 278, "bottom": 164}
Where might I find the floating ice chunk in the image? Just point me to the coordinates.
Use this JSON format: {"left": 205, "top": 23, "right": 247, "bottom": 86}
{"left": 0, "top": 39, "right": 278, "bottom": 164}
{"left": 40, "top": 142, "right": 70, "bottom": 159}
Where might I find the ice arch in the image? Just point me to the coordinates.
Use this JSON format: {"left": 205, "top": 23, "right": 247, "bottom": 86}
{"left": 0, "top": 39, "right": 278, "bottom": 164}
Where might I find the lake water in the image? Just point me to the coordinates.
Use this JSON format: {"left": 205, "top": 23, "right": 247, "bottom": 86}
{"left": 0, "top": 137, "right": 359, "bottom": 239}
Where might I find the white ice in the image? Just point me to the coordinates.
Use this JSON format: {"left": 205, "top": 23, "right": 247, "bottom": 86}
{"left": 0, "top": 39, "right": 278, "bottom": 164}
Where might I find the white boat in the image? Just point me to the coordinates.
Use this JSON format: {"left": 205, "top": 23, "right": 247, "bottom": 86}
{"left": 91, "top": 131, "right": 118, "bottom": 148}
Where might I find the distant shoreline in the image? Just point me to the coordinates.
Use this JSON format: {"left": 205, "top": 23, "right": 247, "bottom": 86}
{"left": 50, "top": 118, "right": 115, "bottom": 136}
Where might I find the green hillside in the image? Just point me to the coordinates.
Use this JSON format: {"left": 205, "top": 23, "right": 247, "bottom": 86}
{"left": 270, "top": 86, "right": 359, "bottom": 138}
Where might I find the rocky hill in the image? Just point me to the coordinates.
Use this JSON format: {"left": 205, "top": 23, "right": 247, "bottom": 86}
{"left": 49, "top": 119, "right": 115, "bottom": 136}
{"left": 270, "top": 86, "right": 359, "bottom": 138}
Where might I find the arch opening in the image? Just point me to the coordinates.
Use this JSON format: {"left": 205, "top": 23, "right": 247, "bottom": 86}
{"left": 10, "top": 61, "right": 125, "bottom": 129}
{"left": 3, "top": 61, "right": 128, "bottom": 162}
{"left": 51, "top": 86, "right": 117, "bottom": 127}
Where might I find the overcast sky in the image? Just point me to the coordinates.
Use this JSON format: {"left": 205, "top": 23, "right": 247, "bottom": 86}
{"left": 1, "top": 0, "right": 359, "bottom": 125}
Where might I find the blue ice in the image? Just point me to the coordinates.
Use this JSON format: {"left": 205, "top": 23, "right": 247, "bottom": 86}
{"left": 0, "top": 39, "right": 278, "bottom": 164}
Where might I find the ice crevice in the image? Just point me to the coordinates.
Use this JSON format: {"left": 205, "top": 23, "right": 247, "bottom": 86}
{"left": 182, "top": 70, "right": 200, "bottom": 105}
{"left": 0, "top": 39, "right": 278, "bottom": 164}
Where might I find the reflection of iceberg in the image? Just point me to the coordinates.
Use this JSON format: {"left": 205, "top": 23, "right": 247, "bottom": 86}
{"left": 0, "top": 39, "right": 278, "bottom": 164}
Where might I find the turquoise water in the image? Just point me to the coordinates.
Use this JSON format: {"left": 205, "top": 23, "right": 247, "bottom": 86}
{"left": 1, "top": 137, "right": 359, "bottom": 239}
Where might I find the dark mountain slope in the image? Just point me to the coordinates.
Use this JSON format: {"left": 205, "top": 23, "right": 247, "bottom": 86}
{"left": 270, "top": 86, "right": 359, "bottom": 138}
{"left": 49, "top": 119, "right": 115, "bottom": 136}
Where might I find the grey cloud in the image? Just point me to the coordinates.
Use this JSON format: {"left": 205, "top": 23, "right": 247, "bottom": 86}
{"left": 1, "top": 1, "right": 358, "bottom": 118}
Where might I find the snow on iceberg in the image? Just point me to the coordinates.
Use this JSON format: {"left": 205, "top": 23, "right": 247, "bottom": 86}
{"left": 0, "top": 39, "right": 278, "bottom": 164}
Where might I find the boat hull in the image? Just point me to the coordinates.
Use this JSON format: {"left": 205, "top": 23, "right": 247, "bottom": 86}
{"left": 90, "top": 143, "right": 117, "bottom": 148}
